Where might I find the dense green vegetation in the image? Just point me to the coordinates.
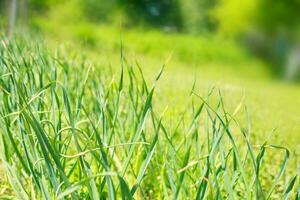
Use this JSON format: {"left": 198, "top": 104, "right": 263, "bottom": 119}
{"left": 0, "top": 0, "right": 300, "bottom": 199}
{"left": 0, "top": 37, "right": 299, "bottom": 199}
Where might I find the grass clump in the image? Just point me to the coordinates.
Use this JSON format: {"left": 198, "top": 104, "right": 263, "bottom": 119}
{"left": 0, "top": 38, "right": 299, "bottom": 199}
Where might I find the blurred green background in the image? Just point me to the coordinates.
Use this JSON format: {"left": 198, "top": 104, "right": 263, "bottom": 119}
{"left": 1, "top": 0, "right": 300, "bottom": 80}
{"left": 0, "top": 0, "right": 299, "bottom": 163}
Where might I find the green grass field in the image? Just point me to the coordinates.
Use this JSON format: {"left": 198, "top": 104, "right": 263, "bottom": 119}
{"left": 0, "top": 20, "right": 300, "bottom": 198}
{"left": 36, "top": 21, "right": 300, "bottom": 152}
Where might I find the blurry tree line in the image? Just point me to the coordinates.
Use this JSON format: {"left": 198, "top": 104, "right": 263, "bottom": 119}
{"left": 78, "top": 0, "right": 218, "bottom": 34}
{"left": 1, "top": 0, "right": 300, "bottom": 80}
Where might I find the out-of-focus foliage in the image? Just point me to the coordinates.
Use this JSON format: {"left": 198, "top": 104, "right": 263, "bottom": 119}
{"left": 0, "top": 0, "right": 4, "bottom": 13}
{"left": 255, "top": 0, "right": 300, "bottom": 38}
{"left": 79, "top": 0, "right": 119, "bottom": 23}
{"left": 120, "top": 0, "right": 182, "bottom": 28}
{"left": 78, "top": 0, "right": 183, "bottom": 29}
{"left": 29, "top": 0, "right": 57, "bottom": 10}
{"left": 213, "top": 0, "right": 300, "bottom": 79}
{"left": 0, "top": 0, "right": 7, "bottom": 27}
{"left": 1, "top": 0, "right": 300, "bottom": 79}
{"left": 77, "top": 0, "right": 217, "bottom": 33}
{"left": 5, "top": 0, "right": 300, "bottom": 38}
{"left": 212, "top": 0, "right": 256, "bottom": 36}
{"left": 179, "top": 0, "right": 216, "bottom": 33}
